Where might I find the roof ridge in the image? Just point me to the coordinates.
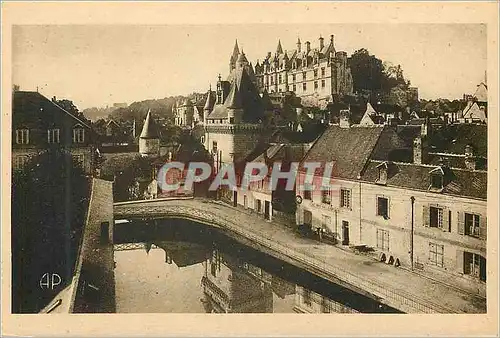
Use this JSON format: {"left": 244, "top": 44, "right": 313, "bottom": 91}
{"left": 44, "top": 94, "right": 91, "bottom": 129}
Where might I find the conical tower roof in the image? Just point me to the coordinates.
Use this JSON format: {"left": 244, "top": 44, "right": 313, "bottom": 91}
{"left": 225, "top": 83, "right": 242, "bottom": 109}
{"left": 204, "top": 87, "right": 215, "bottom": 111}
{"left": 230, "top": 39, "right": 240, "bottom": 63}
{"left": 276, "top": 39, "right": 283, "bottom": 54}
{"left": 140, "top": 110, "right": 159, "bottom": 139}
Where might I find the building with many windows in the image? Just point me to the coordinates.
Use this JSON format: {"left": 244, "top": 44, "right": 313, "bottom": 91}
{"left": 254, "top": 35, "right": 353, "bottom": 108}
{"left": 295, "top": 116, "right": 487, "bottom": 292}
{"left": 12, "top": 90, "right": 94, "bottom": 174}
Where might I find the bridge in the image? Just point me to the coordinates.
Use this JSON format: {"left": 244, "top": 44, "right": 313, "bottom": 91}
{"left": 113, "top": 197, "right": 484, "bottom": 314}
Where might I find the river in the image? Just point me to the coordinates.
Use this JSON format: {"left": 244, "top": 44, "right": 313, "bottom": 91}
{"left": 113, "top": 219, "right": 401, "bottom": 313}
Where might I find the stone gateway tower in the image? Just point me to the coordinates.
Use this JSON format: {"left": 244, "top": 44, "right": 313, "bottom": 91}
{"left": 139, "top": 110, "right": 160, "bottom": 157}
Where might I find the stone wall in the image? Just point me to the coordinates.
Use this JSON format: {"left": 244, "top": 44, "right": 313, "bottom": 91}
{"left": 71, "top": 178, "right": 115, "bottom": 313}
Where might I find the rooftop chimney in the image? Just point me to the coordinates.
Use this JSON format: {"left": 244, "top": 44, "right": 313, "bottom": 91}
{"left": 339, "top": 109, "right": 351, "bottom": 128}
{"left": 296, "top": 37, "right": 301, "bottom": 52}
{"left": 319, "top": 36, "right": 324, "bottom": 50}
{"left": 464, "top": 144, "right": 476, "bottom": 170}
{"left": 413, "top": 136, "right": 428, "bottom": 165}
{"left": 330, "top": 34, "right": 334, "bottom": 45}
{"left": 305, "top": 41, "right": 311, "bottom": 53}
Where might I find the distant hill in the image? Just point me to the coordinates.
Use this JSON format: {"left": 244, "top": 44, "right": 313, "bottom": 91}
{"left": 83, "top": 92, "right": 207, "bottom": 123}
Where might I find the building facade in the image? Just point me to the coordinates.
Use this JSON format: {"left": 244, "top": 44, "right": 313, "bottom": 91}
{"left": 254, "top": 35, "right": 353, "bottom": 108}
{"left": 12, "top": 91, "right": 94, "bottom": 174}
{"left": 294, "top": 121, "right": 487, "bottom": 293}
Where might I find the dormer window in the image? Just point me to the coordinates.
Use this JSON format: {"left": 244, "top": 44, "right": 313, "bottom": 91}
{"left": 73, "top": 127, "right": 85, "bottom": 143}
{"left": 431, "top": 174, "right": 443, "bottom": 189}
{"left": 376, "top": 162, "right": 390, "bottom": 185}
{"left": 16, "top": 129, "right": 29, "bottom": 144}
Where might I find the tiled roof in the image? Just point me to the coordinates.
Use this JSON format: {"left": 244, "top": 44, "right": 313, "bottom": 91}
{"left": 428, "top": 124, "right": 487, "bottom": 157}
{"left": 210, "top": 66, "right": 264, "bottom": 122}
{"left": 300, "top": 125, "right": 384, "bottom": 179}
{"left": 225, "top": 83, "right": 243, "bottom": 109}
{"left": 13, "top": 91, "right": 91, "bottom": 129}
{"left": 361, "top": 161, "right": 487, "bottom": 200}
{"left": 206, "top": 104, "right": 228, "bottom": 120}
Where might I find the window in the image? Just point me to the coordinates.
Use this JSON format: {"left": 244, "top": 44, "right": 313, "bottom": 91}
{"left": 431, "top": 173, "right": 443, "bottom": 189}
{"left": 340, "top": 188, "right": 351, "bottom": 209}
{"left": 314, "top": 69, "right": 318, "bottom": 78}
{"left": 302, "top": 83, "right": 307, "bottom": 91}
{"left": 429, "top": 242, "right": 444, "bottom": 267}
{"left": 47, "top": 128, "right": 60, "bottom": 144}
{"left": 430, "top": 206, "right": 443, "bottom": 228}
{"left": 278, "top": 74, "right": 282, "bottom": 84}
{"left": 321, "top": 188, "right": 331, "bottom": 204}
{"left": 271, "top": 77, "right": 274, "bottom": 85}
{"left": 321, "top": 298, "right": 331, "bottom": 313}
{"left": 73, "top": 127, "right": 85, "bottom": 143}
{"left": 14, "top": 155, "right": 29, "bottom": 170}
{"left": 321, "top": 80, "right": 326, "bottom": 88}
{"left": 304, "top": 183, "right": 312, "bottom": 200}
{"left": 376, "top": 229, "right": 389, "bottom": 251}
{"left": 464, "top": 252, "right": 486, "bottom": 281}
{"left": 229, "top": 117, "right": 234, "bottom": 124}
{"left": 314, "top": 81, "right": 318, "bottom": 90}
{"left": 321, "top": 215, "right": 331, "bottom": 232}
{"left": 292, "top": 84, "right": 296, "bottom": 92}
{"left": 16, "top": 129, "right": 29, "bottom": 144}
{"left": 212, "top": 141, "right": 218, "bottom": 153}
{"left": 303, "top": 289, "right": 312, "bottom": 306}
{"left": 377, "top": 197, "right": 389, "bottom": 219}
{"left": 465, "top": 213, "right": 480, "bottom": 237}
{"left": 302, "top": 72, "right": 306, "bottom": 81}
{"left": 292, "top": 74, "right": 296, "bottom": 82}
{"left": 321, "top": 67, "right": 325, "bottom": 77}
{"left": 378, "top": 167, "right": 387, "bottom": 183}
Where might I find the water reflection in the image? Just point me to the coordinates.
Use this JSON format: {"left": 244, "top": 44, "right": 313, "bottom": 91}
{"left": 114, "top": 241, "right": 358, "bottom": 313}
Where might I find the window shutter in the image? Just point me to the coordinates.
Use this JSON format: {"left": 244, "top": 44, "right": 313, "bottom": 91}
{"left": 457, "top": 211, "right": 465, "bottom": 235}
{"left": 422, "top": 205, "right": 430, "bottom": 227}
{"left": 479, "top": 214, "right": 487, "bottom": 241}
{"left": 442, "top": 208, "right": 450, "bottom": 232}
{"left": 376, "top": 197, "right": 379, "bottom": 216}
{"left": 456, "top": 249, "right": 464, "bottom": 274}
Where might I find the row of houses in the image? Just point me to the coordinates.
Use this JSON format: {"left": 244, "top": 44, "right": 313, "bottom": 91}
{"left": 218, "top": 115, "right": 487, "bottom": 294}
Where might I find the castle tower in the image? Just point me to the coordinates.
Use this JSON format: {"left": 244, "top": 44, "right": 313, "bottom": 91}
{"left": 229, "top": 40, "right": 240, "bottom": 72}
{"left": 139, "top": 110, "right": 160, "bottom": 157}
{"left": 276, "top": 39, "right": 283, "bottom": 55}
{"left": 203, "top": 85, "right": 215, "bottom": 124}
{"left": 225, "top": 84, "right": 243, "bottom": 124}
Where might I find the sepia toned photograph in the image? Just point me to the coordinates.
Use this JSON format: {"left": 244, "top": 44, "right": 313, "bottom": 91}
{"left": 2, "top": 1, "right": 499, "bottom": 337}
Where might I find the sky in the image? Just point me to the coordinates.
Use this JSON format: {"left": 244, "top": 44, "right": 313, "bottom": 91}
{"left": 12, "top": 24, "right": 486, "bottom": 110}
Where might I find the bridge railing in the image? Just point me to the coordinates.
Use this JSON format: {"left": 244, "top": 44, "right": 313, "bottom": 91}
{"left": 216, "top": 214, "right": 451, "bottom": 314}
{"left": 114, "top": 196, "right": 194, "bottom": 206}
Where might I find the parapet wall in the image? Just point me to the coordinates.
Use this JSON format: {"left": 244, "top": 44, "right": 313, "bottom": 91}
{"left": 70, "top": 178, "right": 115, "bottom": 313}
